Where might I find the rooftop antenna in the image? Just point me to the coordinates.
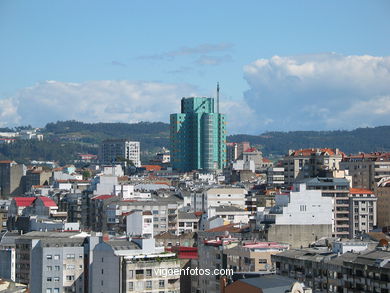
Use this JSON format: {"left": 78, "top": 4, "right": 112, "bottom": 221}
{"left": 216, "top": 82, "right": 220, "bottom": 114}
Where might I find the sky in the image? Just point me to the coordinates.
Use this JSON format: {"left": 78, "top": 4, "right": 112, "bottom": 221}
{"left": 0, "top": 0, "right": 389, "bottom": 134}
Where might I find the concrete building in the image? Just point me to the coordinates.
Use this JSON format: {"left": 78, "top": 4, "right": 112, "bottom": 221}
{"left": 273, "top": 247, "right": 390, "bottom": 293}
{"left": 191, "top": 187, "right": 247, "bottom": 212}
{"left": 376, "top": 180, "right": 390, "bottom": 229}
{"left": 283, "top": 148, "right": 343, "bottom": 185}
{"left": 0, "top": 161, "right": 25, "bottom": 197}
{"left": 126, "top": 210, "right": 153, "bottom": 238}
{"left": 340, "top": 152, "right": 390, "bottom": 191}
{"left": 259, "top": 184, "right": 333, "bottom": 248}
{"left": 170, "top": 96, "right": 227, "bottom": 172}
{"left": 302, "top": 177, "right": 351, "bottom": 238}
{"left": 226, "top": 142, "right": 238, "bottom": 163}
{"left": 267, "top": 167, "right": 285, "bottom": 187}
{"left": 14, "top": 231, "right": 87, "bottom": 285}
{"left": 91, "top": 238, "right": 180, "bottom": 293}
{"left": 177, "top": 212, "right": 199, "bottom": 235}
{"left": 223, "top": 241, "right": 289, "bottom": 272}
{"left": 25, "top": 167, "right": 52, "bottom": 193}
{"left": 349, "top": 188, "right": 377, "bottom": 238}
{"left": 30, "top": 237, "right": 86, "bottom": 293}
{"left": 99, "top": 139, "right": 141, "bottom": 167}
{"left": 208, "top": 206, "right": 249, "bottom": 225}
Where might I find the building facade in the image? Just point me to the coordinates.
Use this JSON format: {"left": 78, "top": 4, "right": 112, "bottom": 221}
{"left": 99, "top": 139, "right": 141, "bottom": 167}
{"left": 170, "top": 97, "right": 226, "bottom": 172}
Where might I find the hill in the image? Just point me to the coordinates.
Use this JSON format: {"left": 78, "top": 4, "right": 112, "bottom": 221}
{"left": 228, "top": 126, "right": 390, "bottom": 156}
{"left": 1, "top": 121, "right": 390, "bottom": 164}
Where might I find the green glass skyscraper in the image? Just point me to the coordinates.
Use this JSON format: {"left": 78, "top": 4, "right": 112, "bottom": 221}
{"left": 170, "top": 96, "right": 227, "bottom": 172}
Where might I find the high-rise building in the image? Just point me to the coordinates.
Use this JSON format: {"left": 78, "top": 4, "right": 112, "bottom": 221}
{"left": 99, "top": 139, "right": 141, "bottom": 167}
{"left": 170, "top": 97, "right": 226, "bottom": 172}
{"left": 0, "top": 161, "right": 25, "bottom": 197}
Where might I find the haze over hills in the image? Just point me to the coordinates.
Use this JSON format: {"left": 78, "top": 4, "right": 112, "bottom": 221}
{"left": 1, "top": 121, "right": 390, "bottom": 163}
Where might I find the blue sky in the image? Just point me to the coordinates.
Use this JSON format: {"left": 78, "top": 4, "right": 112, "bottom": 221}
{"left": 0, "top": 0, "right": 389, "bottom": 134}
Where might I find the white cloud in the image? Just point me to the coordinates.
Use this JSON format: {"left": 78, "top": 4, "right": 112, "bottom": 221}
{"left": 242, "top": 53, "right": 390, "bottom": 132}
{"left": 0, "top": 80, "right": 198, "bottom": 127}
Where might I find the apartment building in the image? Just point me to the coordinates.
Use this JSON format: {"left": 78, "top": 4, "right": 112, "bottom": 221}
{"left": 303, "top": 177, "right": 351, "bottom": 238}
{"left": 223, "top": 241, "right": 289, "bottom": 272}
{"left": 283, "top": 148, "right": 343, "bottom": 185}
{"left": 349, "top": 188, "right": 377, "bottom": 238}
{"left": 91, "top": 238, "right": 180, "bottom": 293}
{"left": 259, "top": 184, "right": 333, "bottom": 248}
{"left": 99, "top": 139, "right": 141, "bottom": 167}
{"left": 273, "top": 247, "right": 390, "bottom": 293}
{"left": 267, "top": 166, "right": 285, "bottom": 187}
{"left": 340, "top": 152, "right": 390, "bottom": 191}
{"left": 376, "top": 180, "right": 390, "bottom": 228}
{"left": 15, "top": 231, "right": 87, "bottom": 285}
{"left": 191, "top": 187, "right": 247, "bottom": 212}
{"left": 30, "top": 237, "right": 85, "bottom": 293}
{"left": 0, "top": 161, "right": 25, "bottom": 197}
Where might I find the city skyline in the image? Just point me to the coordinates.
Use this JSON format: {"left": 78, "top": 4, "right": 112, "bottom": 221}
{"left": 0, "top": 0, "right": 389, "bottom": 134}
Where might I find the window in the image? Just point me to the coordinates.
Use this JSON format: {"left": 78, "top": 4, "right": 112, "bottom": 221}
{"left": 128, "top": 282, "right": 134, "bottom": 291}
{"left": 159, "top": 280, "right": 165, "bottom": 288}
{"left": 47, "top": 266, "right": 52, "bottom": 271}
{"left": 66, "top": 254, "right": 75, "bottom": 259}
{"left": 53, "top": 289, "right": 59, "bottom": 293}
{"left": 46, "top": 255, "right": 52, "bottom": 260}
{"left": 259, "top": 259, "right": 268, "bottom": 264}
{"left": 47, "top": 277, "right": 52, "bottom": 282}
{"left": 146, "top": 280, "right": 152, "bottom": 289}
{"left": 228, "top": 215, "right": 234, "bottom": 220}
{"left": 128, "top": 270, "right": 134, "bottom": 278}
{"left": 66, "top": 275, "right": 75, "bottom": 281}
{"left": 53, "top": 277, "right": 60, "bottom": 282}
{"left": 66, "top": 264, "right": 75, "bottom": 270}
{"left": 46, "top": 289, "right": 52, "bottom": 293}
{"left": 146, "top": 269, "right": 152, "bottom": 277}
{"left": 54, "top": 255, "right": 60, "bottom": 260}
{"left": 54, "top": 266, "right": 60, "bottom": 271}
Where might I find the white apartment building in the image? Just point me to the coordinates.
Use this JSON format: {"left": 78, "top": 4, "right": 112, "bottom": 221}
{"left": 191, "top": 187, "right": 247, "bottom": 212}
{"left": 126, "top": 210, "right": 153, "bottom": 238}
{"left": 91, "top": 238, "right": 180, "bottom": 293}
{"left": 349, "top": 188, "right": 377, "bottom": 238}
{"left": 100, "top": 139, "right": 141, "bottom": 167}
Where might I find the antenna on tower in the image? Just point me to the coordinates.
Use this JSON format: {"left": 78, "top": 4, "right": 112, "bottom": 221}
{"left": 217, "top": 82, "right": 220, "bottom": 114}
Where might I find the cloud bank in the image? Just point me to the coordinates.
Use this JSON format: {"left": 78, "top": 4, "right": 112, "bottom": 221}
{"left": 243, "top": 53, "right": 390, "bottom": 133}
{"left": 0, "top": 80, "right": 197, "bottom": 127}
{"left": 1, "top": 53, "right": 390, "bottom": 135}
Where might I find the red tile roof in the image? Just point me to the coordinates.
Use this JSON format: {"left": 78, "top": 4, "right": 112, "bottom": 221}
{"left": 92, "top": 195, "right": 114, "bottom": 200}
{"left": 37, "top": 197, "right": 57, "bottom": 207}
{"left": 290, "top": 148, "right": 344, "bottom": 157}
{"left": 350, "top": 188, "right": 374, "bottom": 194}
{"left": 13, "top": 197, "right": 35, "bottom": 207}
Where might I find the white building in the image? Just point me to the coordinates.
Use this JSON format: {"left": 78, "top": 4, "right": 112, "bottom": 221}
{"left": 208, "top": 205, "right": 249, "bottom": 224}
{"left": 191, "top": 187, "right": 247, "bottom": 212}
{"left": 91, "top": 238, "right": 180, "bottom": 293}
{"left": 126, "top": 210, "right": 153, "bottom": 238}
{"left": 264, "top": 184, "right": 333, "bottom": 225}
{"left": 100, "top": 139, "right": 141, "bottom": 167}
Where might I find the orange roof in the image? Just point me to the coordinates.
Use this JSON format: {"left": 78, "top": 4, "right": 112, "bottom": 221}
{"left": 0, "top": 160, "right": 13, "bottom": 164}
{"left": 350, "top": 188, "right": 374, "bottom": 194}
{"left": 142, "top": 165, "right": 162, "bottom": 171}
